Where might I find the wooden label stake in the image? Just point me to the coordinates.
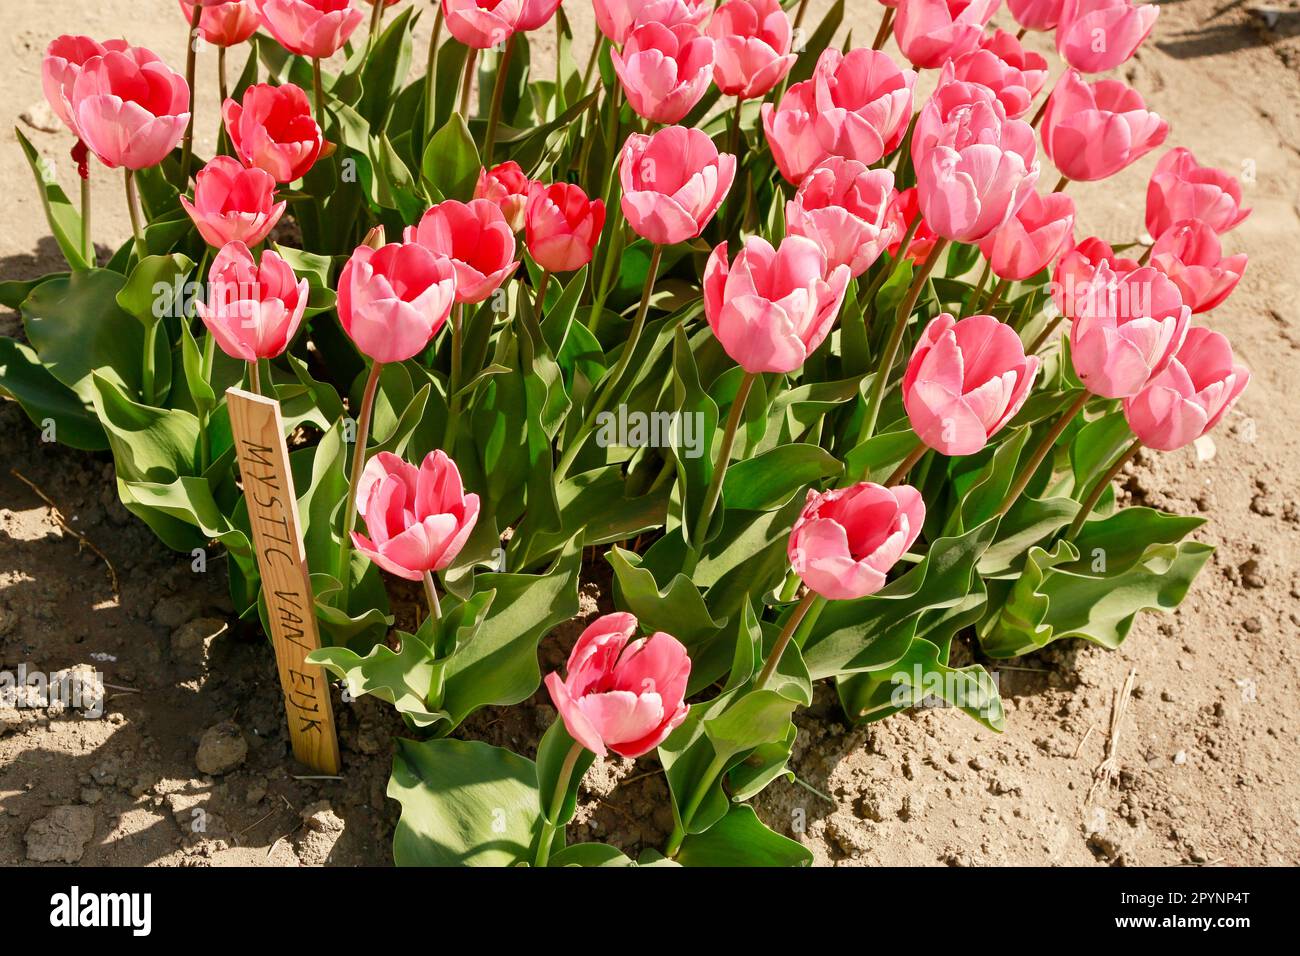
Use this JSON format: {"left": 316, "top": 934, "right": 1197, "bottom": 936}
{"left": 227, "top": 388, "right": 340, "bottom": 774}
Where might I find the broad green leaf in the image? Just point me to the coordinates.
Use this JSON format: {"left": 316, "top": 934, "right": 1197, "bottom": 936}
{"left": 14, "top": 127, "right": 89, "bottom": 271}
{"left": 675, "top": 805, "right": 811, "bottom": 868}
{"left": 722, "top": 443, "right": 842, "bottom": 511}
{"left": 0, "top": 337, "right": 106, "bottom": 450}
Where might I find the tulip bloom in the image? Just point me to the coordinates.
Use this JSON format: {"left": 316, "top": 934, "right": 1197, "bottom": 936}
{"left": 788, "top": 483, "right": 925, "bottom": 601}
{"left": 786, "top": 158, "right": 898, "bottom": 277}
{"left": 1007, "top": 0, "right": 1064, "bottom": 30}
{"left": 1041, "top": 71, "right": 1168, "bottom": 183}
{"left": 707, "top": 0, "right": 797, "bottom": 101}
{"left": 1123, "top": 327, "right": 1250, "bottom": 452}
{"left": 179, "top": 0, "right": 261, "bottom": 47}
{"left": 978, "top": 190, "right": 1075, "bottom": 281}
{"left": 351, "top": 451, "right": 480, "bottom": 580}
{"left": 950, "top": 29, "right": 1048, "bottom": 119}
{"left": 197, "top": 241, "right": 308, "bottom": 362}
{"left": 254, "top": 0, "right": 365, "bottom": 59}
{"left": 885, "top": 187, "right": 940, "bottom": 263}
{"left": 42, "top": 36, "right": 131, "bottom": 136}
{"left": 517, "top": 0, "right": 563, "bottom": 31}
{"left": 524, "top": 182, "right": 606, "bottom": 272}
{"left": 1069, "top": 263, "right": 1190, "bottom": 398}
{"left": 337, "top": 242, "right": 458, "bottom": 363}
{"left": 406, "top": 199, "right": 519, "bottom": 304}
{"left": 1056, "top": 0, "right": 1158, "bottom": 74}
{"left": 70, "top": 47, "right": 190, "bottom": 170}
{"left": 475, "top": 161, "right": 532, "bottom": 232}
{"left": 1145, "top": 147, "right": 1251, "bottom": 239}
{"left": 1051, "top": 236, "right": 1140, "bottom": 320}
{"left": 223, "top": 83, "right": 325, "bottom": 183}
{"left": 442, "top": 0, "right": 523, "bottom": 49}
{"left": 1149, "top": 219, "right": 1247, "bottom": 314}
{"left": 181, "top": 156, "right": 286, "bottom": 249}
{"left": 611, "top": 22, "right": 714, "bottom": 125}
{"left": 620, "top": 126, "right": 736, "bottom": 246}
{"left": 893, "top": 0, "right": 1000, "bottom": 69}
{"left": 903, "top": 313, "right": 1040, "bottom": 456}
{"left": 703, "top": 235, "right": 851, "bottom": 374}
{"left": 544, "top": 613, "right": 691, "bottom": 759}
{"left": 593, "top": 0, "right": 711, "bottom": 45}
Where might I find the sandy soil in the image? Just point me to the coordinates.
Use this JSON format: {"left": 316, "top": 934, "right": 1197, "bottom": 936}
{"left": 1, "top": 0, "right": 1298, "bottom": 867}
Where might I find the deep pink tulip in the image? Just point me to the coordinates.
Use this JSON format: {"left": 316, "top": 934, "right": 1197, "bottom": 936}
{"left": 196, "top": 241, "right": 307, "bottom": 362}
{"left": 760, "top": 80, "right": 825, "bottom": 185}
{"left": 254, "top": 0, "right": 365, "bottom": 59}
{"left": 703, "top": 235, "right": 851, "bottom": 374}
{"left": 181, "top": 156, "right": 286, "bottom": 249}
{"left": 180, "top": 0, "right": 261, "bottom": 47}
{"left": 1123, "top": 327, "right": 1250, "bottom": 452}
{"left": 69, "top": 47, "right": 190, "bottom": 170}
{"left": 620, "top": 126, "right": 735, "bottom": 245}
{"left": 406, "top": 199, "right": 519, "bottom": 304}
{"left": 611, "top": 22, "right": 714, "bottom": 125}
{"left": 517, "top": 0, "right": 563, "bottom": 31}
{"left": 1051, "top": 236, "right": 1140, "bottom": 320}
{"left": 1041, "top": 70, "right": 1168, "bottom": 183}
{"left": 1145, "top": 147, "right": 1251, "bottom": 239}
{"left": 593, "top": 0, "right": 711, "bottom": 45}
{"left": 475, "top": 161, "right": 532, "bottom": 232}
{"left": 893, "top": 0, "right": 1001, "bottom": 69}
{"left": 442, "top": 0, "right": 522, "bottom": 48}
{"left": 788, "top": 483, "right": 925, "bottom": 601}
{"left": 978, "top": 190, "right": 1075, "bottom": 281}
{"left": 544, "top": 613, "right": 691, "bottom": 759}
{"left": 1149, "top": 219, "right": 1247, "bottom": 315}
{"left": 1069, "top": 262, "right": 1190, "bottom": 398}
{"left": 903, "top": 313, "right": 1040, "bottom": 456}
{"left": 42, "top": 36, "right": 130, "bottom": 136}
{"left": 1056, "top": 0, "right": 1158, "bottom": 74}
{"left": 885, "top": 186, "right": 941, "bottom": 263}
{"left": 708, "top": 0, "right": 796, "bottom": 101}
{"left": 786, "top": 158, "right": 898, "bottom": 278}
{"left": 352, "top": 451, "right": 480, "bottom": 581}
{"left": 524, "top": 182, "right": 605, "bottom": 272}
{"left": 223, "top": 83, "right": 325, "bottom": 183}
{"left": 950, "top": 29, "right": 1048, "bottom": 119}
{"left": 1007, "top": 0, "right": 1064, "bottom": 30}
{"left": 337, "top": 242, "right": 458, "bottom": 363}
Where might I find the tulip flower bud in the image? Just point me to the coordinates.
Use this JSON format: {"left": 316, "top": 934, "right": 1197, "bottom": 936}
{"left": 612, "top": 22, "right": 714, "bottom": 125}
{"left": 1145, "top": 147, "right": 1251, "bottom": 239}
{"left": 524, "top": 182, "right": 606, "bottom": 273}
{"left": 196, "top": 241, "right": 309, "bottom": 362}
{"left": 182, "top": 156, "right": 286, "bottom": 249}
{"left": 475, "top": 161, "right": 532, "bottom": 232}
{"left": 71, "top": 46, "right": 190, "bottom": 170}
{"left": 337, "top": 241, "right": 458, "bottom": 363}
{"left": 707, "top": 0, "right": 797, "bottom": 101}
{"left": 619, "top": 126, "right": 735, "bottom": 245}
{"left": 254, "top": 0, "right": 367, "bottom": 59}
{"left": 406, "top": 199, "right": 519, "bottom": 304}
{"left": 223, "top": 83, "right": 325, "bottom": 183}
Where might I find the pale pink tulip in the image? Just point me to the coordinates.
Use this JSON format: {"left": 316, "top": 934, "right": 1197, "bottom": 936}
{"left": 1056, "top": 0, "right": 1158, "bottom": 74}
{"left": 1145, "top": 147, "right": 1251, "bottom": 239}
{"left": 593, "top": 0, "right": 711, "bottom": 45}
{"left": 893, "top": 0, "right": 1001, "bottom": 69}
{"left": 707, "top": 0, "right": 796, "bottom": 100}
{"left": 978, "top": 190, "right": 1075, "bottom": 280}
{"left": 441, "top": 0, "right": 522, "bottom": 48}
{"left": 70, "top": 46, "right": 190, "bottom": 170}
{"left": 1041, "top": 70, "right": 1168, "bottom": 182}
{"left": 786, "top": 158, "right": 898, "bottom": 277}
{"left": 1149, "top": 219, "right": 1246, "bottom": 314}
{"left": 620, "top": 126, "right": 735, "bottom": 245}
{"left": 179, "top": 0, "right": 261, "bottom": 47}
{"left": 1051, "top": 236, "right": 1140, "bottom": 321}
{"left": 950, "top": 29, "right": 1048, "bottom": 119}
{"left": 611, "top": 22, "right": 714, "bottom": 125}
{"left": 181, "top": 156, "right": 286, "bottom": 248}
{"left": 42, "top": 36, "right": 130, "bottom": 135}
{"left": 196, "top": 241, "right": 308, "bottom": 361}
{"left": 337, "top": 242, "right": 458, "bottom": 363}
{"left": 254, "top": 0, "right": 365, "bottom": 59}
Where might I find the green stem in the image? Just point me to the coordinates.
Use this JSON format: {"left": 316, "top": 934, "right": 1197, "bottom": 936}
{"left": 247, "top": 360, "right": 261, "bottom": 396}
{"left": 580, "top": 35, "right": 604, "bottom": 98}
{"left": 422, "top": 570, "right": 442, "bottom": 621}
{"left": 459, "top": 45, "right": 479, "bottom": 119}
{"left": 482, "top": 34, "right": 516, "bottom": 162}
{"left": 792, "top": 0, "right": 812, "bottom": 32}
{"left": 312, "top": 58, "right": 325, "bottom": 122}
{"left": 142, "top": 322, "right": 158, "bottom": 405}
{"left": 124, "top": 169, "right": 146, "bottom": 261}
{"left": 80, "top": 174, "right": 92, "bottom": 265}
{"left": 367, "top": 0, "right": 385, "bottom": 49}
{"left": 982, "top": 278, "right": 1010, "bottom": 317}
{"left": 337, "top": 361, "right": 384, "bottom": 601}
{"left": 442, "top": 303, "right": 464, "bottom": 452}
{"left": 872, "top": 7, "right": 895, "bottom": 50}
{"left": 886, "top": 440, "right": 927, "bottom": 487}
{"left": 179, "top": 3, "right": 202, "bottom": 182}
{"left": 533, "top": 271, "right": 551, "bottom": 314}
{"left": 754, "top": 589, "right": 820, "bottom": 690}
{"left": 685, "top": 370, "right": 756, "bottom": 571}
{"left": 1029, "top": 94, "right": 1049, "bottom": 131}
{"left": 1027, "top": 314, "right": 1064, "bottom": 354}
{"left": 665, "top": 750, "right": 729, "bottom": 858}
{"left": 218, "top": 44, "right": 228, "bottom": 105}
{"left": 966, "top": 262, "right": 990, "bottom": 316}
{"left": 996, "top": 390, "right": 1090, "bottom": 516}
{"left": 1065, "top": 438, "right": 1141, "bottom": 540}
{"left": 534, "top": 741, "right": 584, "bottom": 868}
{"left": 424, "top": 7, "right": 445, "bottom": 137}
{"left": 554, "top": 12, "right": 566, "bottom": 111}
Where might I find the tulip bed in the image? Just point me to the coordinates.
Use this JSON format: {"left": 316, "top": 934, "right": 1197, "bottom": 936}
{"left": 0, "top": 0, "right": 1251, "bottom": 867}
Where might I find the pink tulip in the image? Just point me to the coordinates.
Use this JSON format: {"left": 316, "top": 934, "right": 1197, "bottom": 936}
{"left": 950, "top": 29, "right": 1048, "bottom": 119}
{"left": 254, "top": 0, "right": 365, "bottom": 59}
{"left": 517, "top": 0, "right": 563, "bottom": 31}
{"left": 1041, "top": 70, "right": 1168, "bottom": 183}
{"left": 351, "top": 450, "right": 480, "bottom": 581}
{"left": 1007, "top": 0, "right": 1064, "bottom": 30}
{"left": 788, "top": 483, "right": 925, "bottom": 601}
{"left": 708, "top": 0, "right": 796, "bottom": 100}
{"left": 181, "top": 156, "right": 286, "bottom": 249}
{"left": 406, "top": 199, "right": 519, "bottom": 304}
{"left": 978, "top": 190, "right": 1075, "bottom": 281}
{"left": 544, "top": 613, "right": 691, "bottom": 759}
{"left": 593, "top": 0, "right": 711, "bottom": 45}
{"left": 885, "top": 186, "right": 941, "bottom": 263}
{"left": 475, "top": 161, "right": 532, "bottom": 232}
{"left": 1145, "top": 147, "right": 1251, "bottom": 239}
{"left": 1051, "top": 236, "right": 1140, "bottom": 320}
{"left": 903, "top": 313, "right": 1040, "bottom": 456}
{"left": 703, "top": 235, "right": 851, "bottom": 374}
{"left": 196, "top": 241, "right": 308, "bottom": 362}
{"left": 620, "top": 126, "right": 735, "bottom": 245}
{"left": 760, "top": 81, "right": 824, "bottom": 185}
{"left": 524, "top": 182, "right": 606, "bottom": 272}
{"left": 42, "top": 36, "right": 129, "bottom": 136}
{"left": 611, "top": 22, "right": 714, "bottom": 125}
{"left": 223, "top": 83, "right": 325, "bottom": 183}
{"left": 893, "top": 0, "right": 1001, "bottom": 70}
{"left": 442, "top": 0, "right": 523, "bottom": 49}
{"left": 1123, "top": 327, "right": 1250, "bottom": 452}
{"left": 1069, "top": 262, "right": 1190, "bottom": 398}
{"left": 180, "top": 0, "right": 261, "bottom": 47}
{"left": 786, "top": 158, "right": 898, "bottom": 278}
{"left": 1149, "top": 219, "right": 1247, "bottom": 314}
{"left": 1056, "top": 0, "right": 1158, "bottom": 74}
{"left": 337, "top": 242, "right": 458, "bottom": 363}
{"left": 69, "top": 47, "right": 190, "bottom": 170}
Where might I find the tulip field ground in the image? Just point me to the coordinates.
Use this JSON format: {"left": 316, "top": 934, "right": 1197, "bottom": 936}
{"left": 0, "top": 0, "right": 1298, "bottom": 871}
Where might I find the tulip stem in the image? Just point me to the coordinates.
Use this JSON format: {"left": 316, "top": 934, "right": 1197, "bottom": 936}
{"left": 368, "top": 0, "right": 386, "bottom": 49}
{"left": 80, "top": 174, "right": 93, "bottom": 265}
{"left": 424, "top": 7, "right": 445, "bottom": 137}
{"left": 534, "top": 271, "right": 551, "bottom": 314}
{"left": 967, "top": 262, "right": 990, "bottom": 316}
{"left": 1029, "top": 95, "right": 1049, "bottom": 130}
{"left": 857, "top": 238, "right": 948, "bottom": 447}
{"left": 996, "top": 389, "right": 1090, "bottom": 517}
{"left": 179, "top": 3, "right": 202, "bottom": 183}
{"left": 422, "top": 570, "right": 442, "bottom": 622}
{"left": 459, "top": 46, "right": 479, "bottom": 119}
{"left": 1016, "top": 26, "right": 1028, "bottom": 41}
{"left": 442, "top": 304, "right": 464, "bottom": 452}
{"left": 886, "top": 441, "right": 927, "bottom": 487}
{"left": 872, "top": 8, "right": 896, "bottom": 51}
{"left": 312, "top": 59, "right": 325, "bottom": 122}
{"left": 982, "top": 278, "right": 1011, "bottom": 317}
{"left": 534, "top": 740, "right": 584, "bottom": 868}
{"left": 482, "top": 35, "right": 516, "bottom": 162}
{"left": 337, "top": 361, "right": 384, "bottom": 604}
{"left": 556, "top": 244, "right": 663, "bottom": 481}
{"left": 1052, "top": 174, "right": 1069, "bottom": 194}
{"left": 665, "top": 750, "right": 730, "bottom": 858}
{"left": 755, "top": 589, "right": 821, "bottom": 691}
{"left": 685, "top": 370, "right": 757, "bottom": 573}
{"left": 792, "top": 0, "right": 812, "bottom": 32}
{"left": 1027, "top": 314, "right": 1064, "bottom": 353}
{"left": 1066, "top": 438, "right": 1142, "bottom": 541}
{"left": 247, "top": 361, "right": 261, "bottom": 397}
{"left": 124, "top": 169, "right": 146, "bottom": 261}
